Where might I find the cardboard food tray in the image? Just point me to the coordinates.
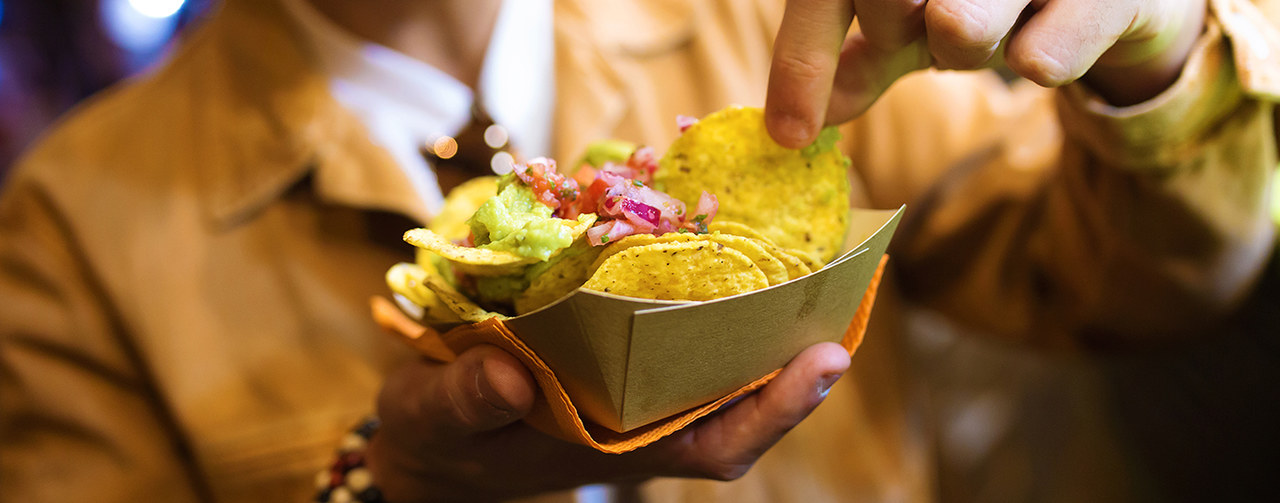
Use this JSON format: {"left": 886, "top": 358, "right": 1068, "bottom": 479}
{"left": 375, "top": 206, "right": 902, "bottom": 449}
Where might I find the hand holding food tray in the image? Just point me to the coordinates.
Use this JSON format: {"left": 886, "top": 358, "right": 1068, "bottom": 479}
{"left": 373, "top": 106, "right": 903, "bottom": 453}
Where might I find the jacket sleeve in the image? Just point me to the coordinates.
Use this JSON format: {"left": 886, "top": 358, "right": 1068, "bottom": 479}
{"left": 844, "top": 0, "right": 1279, "bottom": 349}
{"left": 0, "top": 168, "right": 204, "bottom": 502}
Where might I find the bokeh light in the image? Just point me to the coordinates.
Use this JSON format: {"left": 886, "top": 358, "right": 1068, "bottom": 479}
{"left": 431, "top": 136, "right": 458, "bottom": 160}
{"left": 128, "top": 0, "right": 185, "bottom": 19}
{"left": 490, "top": 151, "right": 515, "bottom": 175}
{"left": 483, "top": 124, "right": 509, "bottom": 149}
{"left": 102, "top": 0, "right": 181, "bottom": 54}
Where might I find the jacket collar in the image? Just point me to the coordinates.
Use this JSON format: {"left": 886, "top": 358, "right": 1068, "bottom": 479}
{"left": 192, "top": 0, "right": 694, "bottom": 228}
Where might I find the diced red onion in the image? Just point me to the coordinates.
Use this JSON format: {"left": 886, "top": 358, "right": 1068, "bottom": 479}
{"left": 587, "top": 221, "right": 613, "bottom": 246}
{"left": 588, "top": 220, "right": 639, "bottom": 246}
{"left": 692, "top": 191, "right": 718, "bottom": 222}
{"left": 676, "top": 115, "right": 698, "bottom": 133}
{"left": 619, "top": 199, "right": 660, "bottom": 232}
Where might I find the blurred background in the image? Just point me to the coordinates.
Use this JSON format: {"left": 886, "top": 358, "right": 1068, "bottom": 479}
{"left": 0, "top": 0, "right": 214, "bottom": 177}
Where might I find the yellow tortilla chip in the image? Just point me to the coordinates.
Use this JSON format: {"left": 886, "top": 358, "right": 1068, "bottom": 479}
{"left": 385, "top": 262, "right": 464, "bottom": 325}
{"left": 707, "top": 220, "right": 775, "bottom": 245}
{"left": 429, "top": 176, "right": 499, "bottom": 241}
{"left": 587, "top": 232, "right": 701, "bottom": 273}
{"left": 656, "top": 106, "right": 850, "bottom": 264}
{"left": 514, "top": 243, "right": 605, "bottom": 314}
{"left": 583, "top": 241, "right": 769, "bottom": 301}
{"left": 779, "top": 247, "right": 821, "bottom": 271}
{"left": 404, "top": 228, "right": 536, "bottom": 276}
{"left": 707, "top": 220, "right": 810, "bottom": 281}
{"left": 705, "top": 232, "right": 788, "bottom": 286}
{"left": 588, "top": 231, "right": 789, "bottom": 286}
{"left": 404, "top": 213, "right": 597, "bottom": 277}
{"left": 421, "top": 273, "right": 508, "bottom": 323}
{"left": 759, "top": 241, "right": 812, "bottom": 280}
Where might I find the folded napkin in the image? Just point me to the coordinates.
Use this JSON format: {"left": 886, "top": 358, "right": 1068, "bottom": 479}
{"left": 371, "top": 256, "right": 888, "bottom": 454}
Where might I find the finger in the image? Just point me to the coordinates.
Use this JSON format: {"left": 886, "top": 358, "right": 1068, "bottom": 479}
{"left": 765, "top": 0, "right": 856, "bottom": 149}
{"left": 1004, "top": 0, "right": 1138, "bottom": 87}
{"left": 925, "top": 0, "right": 1033, "bottom": 70}
{"left": 663, "top": 342, "right": 851, "bottom": 480}
{"left": 382, "top": 344, "right": 536, "bottom": 441}
{"left": 854, "top": 0, "right": 928, "bottom": 52}
{"left": 826, "top": 34, "right": 934, "bottom": 122}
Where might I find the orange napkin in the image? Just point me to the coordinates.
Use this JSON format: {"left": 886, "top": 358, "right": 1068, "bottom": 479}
{"left": 371, "top": 256, "right": 888, "bottom": 454}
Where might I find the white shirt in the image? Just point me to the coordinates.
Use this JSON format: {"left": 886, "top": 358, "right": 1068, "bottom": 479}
{"left": 280, "top": 0, "right": 555, "bottom": 217}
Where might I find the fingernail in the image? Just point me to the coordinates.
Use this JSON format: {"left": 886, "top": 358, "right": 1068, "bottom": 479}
{"left": 817, "top": 373, "right": 843, "bottom": 399}
{"left": 770, "top": 112, "right": 816, "bottom": 149}
{"left": 475, "top": 360, "right": 517, "bottom": 420}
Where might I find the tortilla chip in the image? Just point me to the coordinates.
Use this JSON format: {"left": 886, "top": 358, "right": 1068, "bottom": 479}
{"left": 759, "top": 241, "right": 812, "bottom": 280}
{"left": 779, "top": 247, "right": 821, "bottom": 271}
{"left": 707, "top": 220, "right": 810, "bottom": 280}
{"left": 582, "top": 241, "right": 769, "bottom": 301}
{"left": 430, "top": 176, "right": 499, "bottom": 241}
{"left": 421, "top": 273, "right": 508, "bottom": 323}
{"left": 404, "top": 213, "right": 597, "bottom": 278}
{"left": 404, "top": 228, "right": 536, "bottom": 276}
{"left": 704, "top": 232, "right": 788, "bottom": 286}
{"left": 587, "top": 231, "right": 789, "bottom": 286}
{"left": 707, "top": 220, "right": 775, "bottom": 245}
{"left": 587, "top": 232, "right": 702, "bottom": 273}
{"left": 385, "top": 262, "right": 463, "bottom": 325}
{"left": 514, "top": 242, "right": 605, "bottom": 314}
{"left": 656, "top": 106, "right": 850, "bottom": 264}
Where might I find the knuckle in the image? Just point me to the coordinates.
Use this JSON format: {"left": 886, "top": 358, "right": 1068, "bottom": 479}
{"left": 696, "top": 460, "right": 754, "bottom": 481}
{"left": 1007, "top": 45, "right": 1077, "bottom": 87}
{"left": 893, "top": 0, "right": 929, "bottom": 20}
{"left": 864, "top": 0, "right": 929, "bottom": 49}
{"left": 927, "top": 0, "right": 1001, "bottom": 50}
{"left": 774, "top": 51, "right": 830, "bottom": 83}
{"left": 671, "top": 443, "right": 757, "bottom": 481}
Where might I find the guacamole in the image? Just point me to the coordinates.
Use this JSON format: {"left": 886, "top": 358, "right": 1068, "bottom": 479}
{"left": 468, "top": 174, "right": 575, "bottom": 261}
{"left": 473, "top": 240, "right": 593, "bottom": 304}
{"left": 577, "top": 139, "right": 636, "bottom": 168}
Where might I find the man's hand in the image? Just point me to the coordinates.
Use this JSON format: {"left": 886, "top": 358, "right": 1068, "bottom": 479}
{"left": 366, "top": 342, "right": 850, "bottom": 501}
{"left": 764, "top": 0, "right": 1209, "bottom": 148}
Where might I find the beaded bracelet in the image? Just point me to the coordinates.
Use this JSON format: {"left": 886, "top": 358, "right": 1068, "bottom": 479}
{"left": 314, "top": 416, "right": 386, "bottom": 503}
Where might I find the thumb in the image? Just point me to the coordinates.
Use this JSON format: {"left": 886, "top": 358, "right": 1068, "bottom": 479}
{"left": 384, "top": 344, "right": 537, "bottom": 440}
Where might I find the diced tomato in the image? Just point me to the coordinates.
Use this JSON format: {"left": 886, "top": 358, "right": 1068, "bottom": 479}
{"left": 513, "top": 158, "right": 581, "bottom": 218}
{"left": 573, "top": 165, "right": 598, "bottom": 189}
{"left": 512, "top": 150, "right": 718, "bottom": 247}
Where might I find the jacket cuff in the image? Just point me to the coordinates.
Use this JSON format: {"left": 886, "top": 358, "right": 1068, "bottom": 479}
{"left": 1056, "top": 1, "right": 1279, "bottom": 171}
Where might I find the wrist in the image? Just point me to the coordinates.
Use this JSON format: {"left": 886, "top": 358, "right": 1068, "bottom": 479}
{"left": 1083, "top": 0, "right": 1208, "bottom": 106}
{"left": 363, "top": 422, "right": 438, "bottom": 503}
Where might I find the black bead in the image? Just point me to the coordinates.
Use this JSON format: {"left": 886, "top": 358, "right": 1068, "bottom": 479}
{"left": 314, "top": 488, "right": 333, "bottom": 502}
{"left": 357, "top": 486, "right": 384, "bottom": 502}
{"left": 355, "top": 418, "right": 381, "bottom": 439}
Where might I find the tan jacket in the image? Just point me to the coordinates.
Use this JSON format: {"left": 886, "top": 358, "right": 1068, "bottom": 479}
{"left": 1, "top": 0, "right": 1276, "bottom": 501}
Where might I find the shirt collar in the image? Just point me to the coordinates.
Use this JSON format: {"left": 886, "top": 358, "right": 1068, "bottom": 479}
{"left": 280, "top": 0, "right": 554, "bottom": 216}
{"left": 482, "top": 0, "right": 556, "bottom": 159}
{"left": 196, "top": 0, "right": 691, "bottom": 228}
